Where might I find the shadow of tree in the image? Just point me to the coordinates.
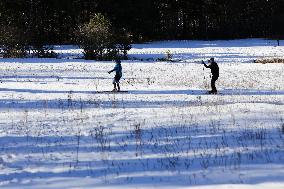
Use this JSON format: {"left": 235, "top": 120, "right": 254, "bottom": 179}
{"left": 0, "top": 121, "right": 283, "bottom": 186}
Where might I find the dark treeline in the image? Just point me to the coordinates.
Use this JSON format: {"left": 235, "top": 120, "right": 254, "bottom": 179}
{"left": 0, "top": 0, "right": 284, "bottom": 44}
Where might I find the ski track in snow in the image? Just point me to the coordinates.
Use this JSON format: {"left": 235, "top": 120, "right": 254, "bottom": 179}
{"left": 0, "top": 39, "right": 283, "bottom": 188}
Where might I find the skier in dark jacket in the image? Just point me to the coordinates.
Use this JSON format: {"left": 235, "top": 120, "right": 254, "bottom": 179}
{"left": 108, "top": 59, "right": 122, "bottom": 91}
{"left": 202, "top": 58, "right": 219, "bottom": 94}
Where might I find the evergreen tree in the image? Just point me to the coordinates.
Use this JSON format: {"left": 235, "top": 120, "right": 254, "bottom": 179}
{"left": 1, "top": 0, "right": 284, "bottom": 53}
{"left": 75, "top": 13, "right": 115, "bottom": 60}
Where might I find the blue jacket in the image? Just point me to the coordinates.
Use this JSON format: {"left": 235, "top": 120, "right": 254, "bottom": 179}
{"left": 110, "top": 63, "right": 122, "bottom": 77}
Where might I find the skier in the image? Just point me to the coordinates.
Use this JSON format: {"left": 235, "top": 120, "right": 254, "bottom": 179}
{"left": 202, "top": 58, "right": 219, "bottom": 94}
{"left": 108, "top": 59, "right": 122, "bottom": 91}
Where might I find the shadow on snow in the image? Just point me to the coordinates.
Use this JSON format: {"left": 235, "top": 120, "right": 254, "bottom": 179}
{"left": 1, "top": 88, "right": 283, "bottom": 96}
{"left": 0, "top": 124, "right": 283, "bottom": 186}
{"left": 0, "top": 88, "right": 283, "bottom": 109}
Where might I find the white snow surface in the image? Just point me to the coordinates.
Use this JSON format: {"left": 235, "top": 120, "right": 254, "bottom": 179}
{"left": 0, "top": 39, "right": 283, "bottom": 188}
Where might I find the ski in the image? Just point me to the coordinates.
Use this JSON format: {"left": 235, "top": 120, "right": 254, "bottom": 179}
{"left": 96, "top": 91, "right": 128, "bottom": 94}
{"left": 205, "top": 91, "right": 219, "bottom": 95}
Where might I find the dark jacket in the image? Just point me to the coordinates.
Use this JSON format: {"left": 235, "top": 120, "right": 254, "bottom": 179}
{"left": 204, "top": 62, "right": 219, "bottom": 77}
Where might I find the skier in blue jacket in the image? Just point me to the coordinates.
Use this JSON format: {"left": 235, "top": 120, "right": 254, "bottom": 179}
{"left": 108, "top": 59, "right": 122, "bottom": 91}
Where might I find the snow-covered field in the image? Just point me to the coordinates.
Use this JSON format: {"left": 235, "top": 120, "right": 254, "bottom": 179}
{"left": 0, "top": 39, "right": 283, "bottom": 188}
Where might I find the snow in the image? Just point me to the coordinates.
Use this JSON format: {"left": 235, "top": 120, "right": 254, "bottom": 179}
{"left": 0, "top": 39, "right": 283, "bottom": 188}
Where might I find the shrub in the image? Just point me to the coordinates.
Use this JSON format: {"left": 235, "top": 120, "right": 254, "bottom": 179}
{"left": 0, "top": 26, "right": 27, "bottom": 58}
{"left": 75, "top": 14, "right": 131, "bottom": 60}
{"left": 30, "top": 45, "right": 57, "bottom": 58}
{"left": 166, "top": 50, "right": 173, "bottom": 60}
{"left": 254, "top": 58, "right": 284, "bottom": 64}
{"left": 114, "top": 28, "right": 132, "bottom": 59}
{"left": 75, "top": 13, "right": 113, "bottom": 60}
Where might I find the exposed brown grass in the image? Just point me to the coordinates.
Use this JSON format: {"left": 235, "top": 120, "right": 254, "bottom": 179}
{"left": 254, "top": 58, "right": 284, "bottom": 64}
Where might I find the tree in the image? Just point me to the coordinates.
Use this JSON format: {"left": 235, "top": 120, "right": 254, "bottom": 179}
{"left": 1, "top": 0, "right": 284, "bottom": 53}
{"left": 0, "top": 0, "right": 27, "bottom": 57}
{"left": 75, "top": 13, "right": 116, "bottom": 60}
{"left": 0, "top": 25, "right": 27, "bottom": 58}
{"left": 114, "top": 28, "right": 132, "bottom": 59}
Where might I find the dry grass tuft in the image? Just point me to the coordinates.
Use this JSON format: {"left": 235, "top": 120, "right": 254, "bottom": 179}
{"left": 254, "top": 58, "right": 284, "bottom": 64}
